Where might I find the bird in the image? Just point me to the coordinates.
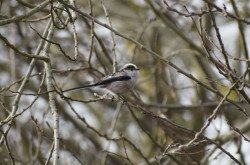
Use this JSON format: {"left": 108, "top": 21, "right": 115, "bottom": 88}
{"left": 62, "top": 63, "right": 139, "bottom": 97}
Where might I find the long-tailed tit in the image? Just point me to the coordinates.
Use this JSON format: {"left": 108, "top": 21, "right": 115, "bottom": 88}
{"left": 63, "top": 63, "right": 139, "bottom": 97}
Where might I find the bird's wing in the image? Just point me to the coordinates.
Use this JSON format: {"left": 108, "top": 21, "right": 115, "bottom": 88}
{"left": 90, "top": 75, "right": 131, "bottom": 87}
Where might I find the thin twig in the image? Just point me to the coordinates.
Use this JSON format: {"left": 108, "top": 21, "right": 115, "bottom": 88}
{"left": 203, "top": 0, "right": 250, "bottom": 25}
{"left": 87, "top": 0, "right": 94, "bottom": 64}
{"left": 45, "top": 142, "right": 55, "bottom": 165}
{"left": 101, "top": 0, "right": 117, "bottom": 73}
{"left": 0, "top": 130, "right": 15, "bottom": 165}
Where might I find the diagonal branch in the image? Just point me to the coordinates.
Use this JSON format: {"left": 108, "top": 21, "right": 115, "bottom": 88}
{"left": 0, "top": 33, "right": 49, "bottom": 62}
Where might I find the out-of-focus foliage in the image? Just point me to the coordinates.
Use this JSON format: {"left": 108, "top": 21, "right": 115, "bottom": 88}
{"left": 1, "top": 0, "right": 250, "bottom": 164}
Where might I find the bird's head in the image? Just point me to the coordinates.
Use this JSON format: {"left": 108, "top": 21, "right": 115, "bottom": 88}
{"left": 121, "top": 63, "right": 139, "bottom": 79}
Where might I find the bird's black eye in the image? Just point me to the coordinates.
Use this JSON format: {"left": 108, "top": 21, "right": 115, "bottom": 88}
{"left": 125, "top": 65, "right": 136, "bottom": 71}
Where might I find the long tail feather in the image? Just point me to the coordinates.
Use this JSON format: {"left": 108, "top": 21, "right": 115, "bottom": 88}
{"left": 62, "top": 84, "right": 95, "bottom": 93}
